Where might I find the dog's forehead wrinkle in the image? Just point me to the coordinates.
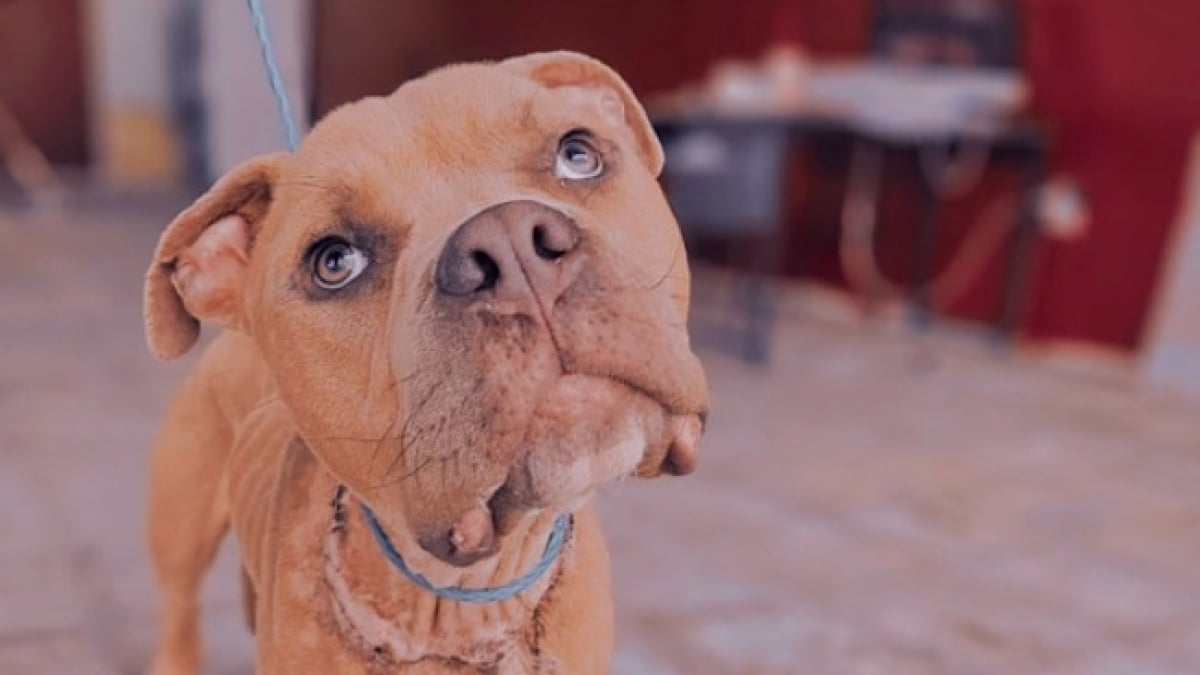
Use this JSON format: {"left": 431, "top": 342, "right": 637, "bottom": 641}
{"left": 273, "top": 177, "right": 349, "bottom": 201}
{"left": 387, "top": 83, "right": 530, "bottom": 160}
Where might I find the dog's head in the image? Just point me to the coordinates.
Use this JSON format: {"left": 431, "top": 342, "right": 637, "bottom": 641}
{"left": 144, "top": 52, "right": 708, "bottom": 565}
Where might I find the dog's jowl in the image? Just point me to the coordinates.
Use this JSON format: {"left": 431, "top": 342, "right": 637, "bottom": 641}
{"left": 143, "top": 51, "right": 708, "bottom": 675}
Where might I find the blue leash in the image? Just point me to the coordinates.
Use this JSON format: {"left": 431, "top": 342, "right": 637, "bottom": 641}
{"left": 248, "top": 3, "right": 572, "bottom": 604}
{"left": 362, "top": 504, "right": 572, "bottom": 603}
{"left": 245, "top": 0, "right": 300, "bottom": 151}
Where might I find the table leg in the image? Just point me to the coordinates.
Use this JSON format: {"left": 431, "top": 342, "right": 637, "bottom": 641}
{"left": 742, "top": 229, "right": 780, "bottom": 364}
{"left": 911, "top": 155, "right": 941, "bottom": 328}
{"left": 996, "top": 150, "right": 1047, "bottom": 342}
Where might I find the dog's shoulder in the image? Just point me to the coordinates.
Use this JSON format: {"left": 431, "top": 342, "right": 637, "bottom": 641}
{"left": 188, "top": 330, "right": 276, "bottom": 421}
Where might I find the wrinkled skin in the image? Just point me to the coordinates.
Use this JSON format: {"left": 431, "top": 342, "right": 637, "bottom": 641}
{"left": 143, "top": 52, "right": 708, "bottom": 674}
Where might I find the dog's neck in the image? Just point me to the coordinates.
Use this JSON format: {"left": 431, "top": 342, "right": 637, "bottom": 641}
{"left": 323, "top": 490, "right": 567, "bottom": 671}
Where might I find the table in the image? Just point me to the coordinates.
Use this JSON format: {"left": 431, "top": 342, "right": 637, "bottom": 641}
{"left": 653, "top": 94, "right": 1047, "bottom": 352}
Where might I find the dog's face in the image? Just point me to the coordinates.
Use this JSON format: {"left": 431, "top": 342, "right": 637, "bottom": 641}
{"left": 145, "top": 52, "right": 707, "bottom": 565}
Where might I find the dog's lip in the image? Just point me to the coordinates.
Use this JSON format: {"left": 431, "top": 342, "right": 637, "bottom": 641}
{"left": 486, "top": 473, "right": 531, "bottom": 537}
{"left": 418, "top": 500, "right": 501, "bottom": 567}
{"left": 598, "top": 374, "right": 707, "bottom": 477}
{"left": 599, "top": 371, "right": 707, "bottom": 419}
{"left": 632, "top": 410, "right": 704, "bottom": 478}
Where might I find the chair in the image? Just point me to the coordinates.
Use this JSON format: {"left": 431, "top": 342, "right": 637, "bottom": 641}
{"left": 661, "top": 123, "right": 790, "bottom": 364}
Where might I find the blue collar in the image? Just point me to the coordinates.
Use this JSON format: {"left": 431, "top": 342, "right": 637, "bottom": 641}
{"left": 359, "top": 500, "right": 572, "bottom": 604}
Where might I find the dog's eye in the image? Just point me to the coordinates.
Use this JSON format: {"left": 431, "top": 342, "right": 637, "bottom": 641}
{"left": 555, "top": 132, "right": 603, "bottom": 180}
{"left": 310, "top": 238, "right": 368, "bottom": 290}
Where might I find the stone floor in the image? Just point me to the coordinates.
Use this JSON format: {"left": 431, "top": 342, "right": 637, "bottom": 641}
{"left": 2, "top": 203, "right": 1199, "bottom": 674}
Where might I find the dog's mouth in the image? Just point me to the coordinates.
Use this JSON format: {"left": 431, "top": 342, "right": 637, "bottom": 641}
{"left": 415, "top": 373, "right": 705, "bottom": 567}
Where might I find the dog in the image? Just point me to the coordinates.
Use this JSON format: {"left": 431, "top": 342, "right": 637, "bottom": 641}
{"left": 143, "top": 51, "right": 708, "bottom": 674}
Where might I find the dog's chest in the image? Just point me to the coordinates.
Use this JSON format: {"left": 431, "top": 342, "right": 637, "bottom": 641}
{"left": 321, "top": 515, "right": 557, "bottom": 674}
{"left": 226, "top": 415, "right": 561, "bottom": 673}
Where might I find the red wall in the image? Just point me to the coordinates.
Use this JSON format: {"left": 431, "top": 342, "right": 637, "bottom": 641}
{"left": 1020, "top": 0, "right": 1200, "bottom": 347}
{"left": 315, "top": 0, "right": 871, "bottom": 110}
{"left": 315, "top": 0, "right": 1200, "bottom": 350}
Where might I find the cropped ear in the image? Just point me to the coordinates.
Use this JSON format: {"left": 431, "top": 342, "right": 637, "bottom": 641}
{"left": 144, "top": 154, "right": 286, "bottom": 361}
{"left": 502, "top": 51, "right": 664, "bottom": 176}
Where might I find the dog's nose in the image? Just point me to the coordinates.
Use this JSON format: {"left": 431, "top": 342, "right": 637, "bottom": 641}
{"left": 435, "top": 201, "right": 583, "bottom": 308}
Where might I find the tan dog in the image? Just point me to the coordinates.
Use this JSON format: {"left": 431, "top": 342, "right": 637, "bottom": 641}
{"left": 143, "top": 52, "right": 708, "bottom": 674}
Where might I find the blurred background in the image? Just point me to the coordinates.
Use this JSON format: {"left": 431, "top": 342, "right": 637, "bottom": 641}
{"left": 2, "top": 0, "right": 1200, "bottom": 672}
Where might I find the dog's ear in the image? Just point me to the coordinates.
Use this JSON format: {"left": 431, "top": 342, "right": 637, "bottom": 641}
{"left": 503, "top": 51, "right": 664, "bottom": 177}
{"left": 144, "top": 154, "right": 286, "bottom": 361}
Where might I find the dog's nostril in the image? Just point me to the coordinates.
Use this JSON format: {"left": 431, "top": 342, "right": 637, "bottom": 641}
{"left": 532, "top": 225, "right": 562, "bottom": 261}
{"left": 532, "top": 223, "right": 577, "bottom": 261}
{"left": 471, "top": 250, "right": 500, "bottom": 292}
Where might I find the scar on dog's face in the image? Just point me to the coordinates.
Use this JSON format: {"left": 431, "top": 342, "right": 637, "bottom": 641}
{"left": 144, "top": 52, "right": 708, "bottom": 565}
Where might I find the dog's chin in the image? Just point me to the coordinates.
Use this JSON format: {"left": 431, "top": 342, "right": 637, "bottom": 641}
{"left": 414, "top": 374, "right": 703, "bottom": 567}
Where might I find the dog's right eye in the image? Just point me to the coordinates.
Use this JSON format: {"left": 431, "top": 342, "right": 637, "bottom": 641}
{"left": 556, "top": 131, "right": 604, "bottom": 181}
{"left": 310, "top": 238, "right": 369, "bottom": 290}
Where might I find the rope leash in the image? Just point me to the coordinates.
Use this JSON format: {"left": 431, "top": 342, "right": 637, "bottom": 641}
{"left": 245, "top": 0, "right": 300, "bottom": 151}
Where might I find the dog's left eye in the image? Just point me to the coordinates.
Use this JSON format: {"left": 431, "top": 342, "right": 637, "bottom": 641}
{"left": 310, "top": 238, "right": 369, "bottom": 290}
{"left": 556, "top": 132, "right": 604, "bottom": 180}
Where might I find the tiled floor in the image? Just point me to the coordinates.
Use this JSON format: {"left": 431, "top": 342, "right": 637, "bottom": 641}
{"left": 2, "top": 204, "right": 1199, "bottom": 674}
